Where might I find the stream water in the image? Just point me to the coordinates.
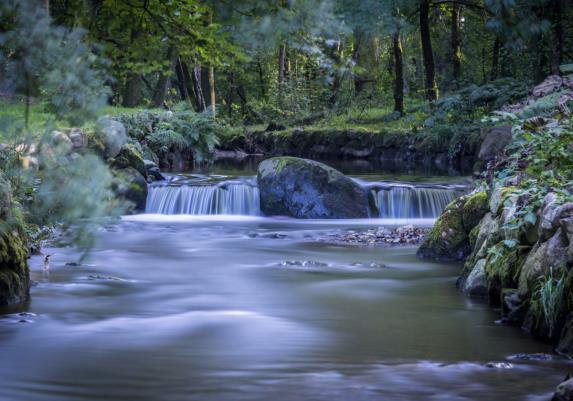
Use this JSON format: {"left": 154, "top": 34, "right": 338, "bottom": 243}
{"left": 0, "top": 158, "right": 569, "bottom": 401}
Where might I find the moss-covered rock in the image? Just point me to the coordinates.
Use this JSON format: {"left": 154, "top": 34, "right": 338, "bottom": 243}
{"left": 483, "top": 241, "right": 527, "bottom": 302}
{"left": 257, "top": 157, "right": 369, "bottom": 219}
{"left": 461, "top": 191, "right": 489, "bottom": 231}
{"left": 518, "top": 228, "right": 570, "bottom": 297}
{"left": 112, "top": 167, "right": 148, "bottom": 213}
{"left": 462, "top": 258, "right": 488, "bottom": 297}
{"left": 0, "top": 174, "right": 29, "bottom": 306}
{"left": 110, "top": 143, "right": 147, "bottom": 179}
{"left": 417, "top": 191, "right": 489, "bottom": 262}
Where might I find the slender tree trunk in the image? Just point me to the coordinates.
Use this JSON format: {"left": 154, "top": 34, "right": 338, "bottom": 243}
{"left": 206, "top": 11, "right": 216, "bottom": 116}
{"left": 490, "top": 37, "right": 501, "bottom": 80}
{"left": 329, "top": 39, "right": 342, "bottom": 106}
{"left": 237, "top": 85, "right": 247, "bottom": 117}
{"left": 208, "top": 66, "right": 216, "bottom": 116}
{"left": 352, "top": 30, "right": 365, "bottom": 94}
{"left": 451, "top": 3, "right": 462, "bottom": 86}
{"left": 278, "top": 42, "right": 287, "bottom": 106}
{"left": 419, "top": 0, "right": 438, "bottom": 101}
{"left": 227, "top": 71, "right": 235, "bottom": 120}
{"left": 551, "top": 0, "right": 564, "bottom": 73}
{"left": 393, "top": 31, "right": 404, "bottom": 116}
{"left": 192, "top": 64, "right": 206, "bottom": 112}
{"left": 123, "top": 73, "right": 142, "bottom": 107}
{"left": 181, "top": 62, "right": 198, "bottom": 102}
{"left": 152, "top": 47, "right": 177, "bottom": 108}
{"left": 257, "top": 58, "right": 266, "bottom": 100}
{"left": 175, "top": 58, "right": 191, "bottom": 101}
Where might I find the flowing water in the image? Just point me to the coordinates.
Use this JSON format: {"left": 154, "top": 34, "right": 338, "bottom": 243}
{"left": 0, "top": 158, "right": 569, "bottom": 401}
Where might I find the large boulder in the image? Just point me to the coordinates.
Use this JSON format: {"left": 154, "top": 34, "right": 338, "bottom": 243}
{"left": 257, "top": 157, "right": 369, "bottom": 219}
{"left": 0, "top": 174, "right": 29, "bottom": 306}
{"left": 417, "top": 191, "right": 489, "bottom": 261}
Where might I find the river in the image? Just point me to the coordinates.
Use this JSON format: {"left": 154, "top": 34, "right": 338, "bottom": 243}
{"left": 0, "top": 158, "right": 568, "bottom": 401}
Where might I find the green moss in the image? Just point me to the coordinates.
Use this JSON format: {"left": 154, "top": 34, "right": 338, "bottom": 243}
{"left": 111, "top": 143, "right": 146, "bottom": 178}
{"left": 0, "top": 222, "right": 30, "bottom": 305}
{"left": 462, "top": 191, "right": 489, "bottom": 231}
{"left": 484, "top": 241, "right": 527, "bottom": 300}
{"left": 468, "top": 224, "right": 480, "bottom": 249}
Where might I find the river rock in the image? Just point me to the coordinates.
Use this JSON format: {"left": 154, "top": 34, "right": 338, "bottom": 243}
{"left": 417, "top": 191, "right": 489, "bottom": 262}
{"left": 144, "top": 160, "right": 165, "bottom": 182}
{"left": 257, "top": 157, "right": 369, "bottom": 219}
{"left": 111, "top": 143, "right": 147, "bottom": 179}
{"left": 478, "top": 126, "right": 513, "bottom": 161}
{"left": 112, "top": 167, "right": 148, "bottom": 212}
{"left": 462, "top": 259, "right": 488, "bottom": 297}
{"left": 97, "top": 117, "right": 127, "bottom": 158}
{"left": 556, "top": 314, "right": 573, "bottom": 357}
{"left": 552, "top": 378, "right": 573, "bottom": 401}
{"left": 0, "top": 173, "right": 30, "bottom": 306}
{"left": 67, "top": 128, "right": 88, "bottom": 150}
{"left": 518, "top": 228, "right": 569, "bottom": 297}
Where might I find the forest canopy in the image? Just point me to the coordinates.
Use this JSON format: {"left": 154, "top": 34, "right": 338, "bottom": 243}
{"left": 1, "top": 0, "right": 570, "bottom": 125}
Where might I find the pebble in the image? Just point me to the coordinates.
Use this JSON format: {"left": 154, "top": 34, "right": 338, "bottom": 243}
{"left": 485, "top": 362, "right": 514, "bottom": 369}
{"left": 279, "top": 261, "right": 331, "bottom": 268}
{"left": 324, "top": 225, "right": 429, "bottom": 246}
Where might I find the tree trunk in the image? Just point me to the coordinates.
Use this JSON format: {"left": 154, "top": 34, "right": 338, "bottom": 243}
{"left": 123, "top": 73, "right": 142, "bottom": 107}
{"left": 352, "top": 30, "right": 365, "bottom": 94}
{"left": 227, "top": 70, "right": 235, "bottom": 120}
{"left": 329, "top": 39, "right": 342, "bottom": 106}
{"left": 451, "top": 3, "right": 462, "bottom": 86}
{"left": 393, "top": 31, "right": 404, "bottom": 116}
{"left": 257, "top": 58, "right": 266, "bottom": 100}
{"left": 278, "top": 42, "right": 287, "bottom": 106}
{"left": 490, "top": 37, "right": 501, "bottom": 80}
{"left": 175, "top": 58, "right": 191, "bottom": 101}
{"left": 192, "top": 64, "right": 206, "bottom": 112}
{"left": 551, "top": 0, "right": 564, "bottom": 73}
{"left": 208, "top": 66, "right": 216, "bottom": 116}
{"left": 419, "top": 0, "right": 438, "bottom": 101}
{"left": 152, "top": 47, "right": 177, "bottom": 108}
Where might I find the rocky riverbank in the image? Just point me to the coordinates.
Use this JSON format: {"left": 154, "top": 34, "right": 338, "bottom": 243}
{"left": 219, "top": 126, "right": 480, "bottom": 172}
{"left": 416, "top": 69, "right": 573, "bottom": 398}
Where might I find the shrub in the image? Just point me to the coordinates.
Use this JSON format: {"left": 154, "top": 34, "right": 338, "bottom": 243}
{"left": 114, "top": 108, "right": 222, "bottom": 163}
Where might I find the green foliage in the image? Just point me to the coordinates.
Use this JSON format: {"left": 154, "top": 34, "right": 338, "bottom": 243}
{"left": 0, "top": 1, "right": 108, "bottom": 126}
{"left": 531, "top": 266, "right": 566, "bottom": 337}
{"left": 114, "top": 108, "right": 222, "bottom": 163}
{"left": 501, "top": 116, "right": 573, "bottom": 234}
{"left": 0, "top": 2, "right": 123, "bottom": 258}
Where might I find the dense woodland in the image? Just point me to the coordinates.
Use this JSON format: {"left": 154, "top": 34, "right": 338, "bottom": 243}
{"left": 3, "top": 0, "right": 573, "bottom": 123}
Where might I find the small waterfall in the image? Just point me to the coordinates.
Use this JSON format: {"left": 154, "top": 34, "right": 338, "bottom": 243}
{"left": 372, "top": 186, "right": 461, "bottom": 219}
{"left": 146, "top": 182, "right": 260, "bottom": 215}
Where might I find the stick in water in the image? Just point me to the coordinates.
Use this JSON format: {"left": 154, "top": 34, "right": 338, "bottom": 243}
{"left": 43, "top": 254, "right": 53, "bottom": 271}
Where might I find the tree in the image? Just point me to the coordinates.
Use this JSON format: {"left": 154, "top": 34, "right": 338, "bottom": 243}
{"left": 419, "top": 0, "right": 438, "bottom": 101}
